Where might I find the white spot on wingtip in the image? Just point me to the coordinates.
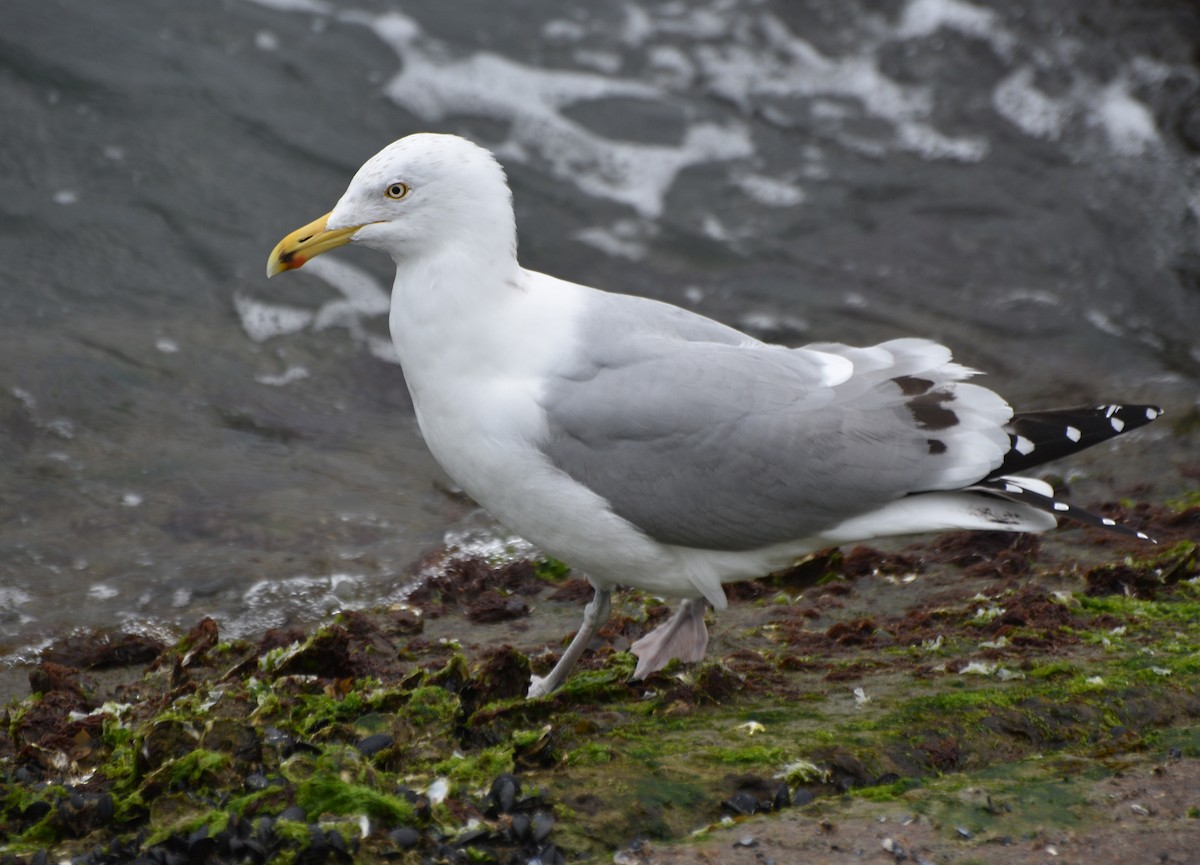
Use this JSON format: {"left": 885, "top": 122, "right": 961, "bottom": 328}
{"left": 1014, "top": 435, "right": 1035, "bottom": 455}
{"left": 1145, "top": 407, "right": 1159, "bottom": 420}
{"left": 1110, "top": 417, "right": 1126, "bottom": 432}
{"left": 1065, "top": 425, "right": 1082, "bottom": 442}
{"left": 1101, "top": 518, "right": 1117, "bottom": 526}
{"left": 1053, "top": 502, "right": 1069, "bottom": 511}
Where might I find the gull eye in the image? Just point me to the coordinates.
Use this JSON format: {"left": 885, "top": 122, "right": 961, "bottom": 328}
{"left": 385, "top": 182, "right": 410, "bottom": 200}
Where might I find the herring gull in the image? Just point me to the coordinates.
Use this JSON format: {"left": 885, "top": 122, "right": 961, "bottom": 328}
{"left": 267, "top": 133, "right": 1160, "bottom": 698}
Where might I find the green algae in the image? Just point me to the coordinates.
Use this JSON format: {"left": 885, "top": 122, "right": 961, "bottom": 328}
{"left": 5, "top": 528, "right": 1200, "bottom": 863}
{"left": 294, "top": 774, "right": 416, "bottom": 824}
{"left": 434, "top": 744, "right": 514, "bottom": 786}
{"left": 405, "top": 684, "right": 461, "bottom": 726}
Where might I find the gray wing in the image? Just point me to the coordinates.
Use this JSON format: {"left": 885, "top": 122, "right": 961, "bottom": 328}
{"left": 539, "top": 294, "right": 1009, "bottom": 551}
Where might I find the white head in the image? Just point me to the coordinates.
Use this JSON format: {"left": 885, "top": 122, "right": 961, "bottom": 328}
{"left": 267, "top": 133, "right": 516, "bottom": 276}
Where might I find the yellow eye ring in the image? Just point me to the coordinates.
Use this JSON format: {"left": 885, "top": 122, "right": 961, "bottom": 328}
{"left": 385, "top": 182, "right": 410, "bottom": 200}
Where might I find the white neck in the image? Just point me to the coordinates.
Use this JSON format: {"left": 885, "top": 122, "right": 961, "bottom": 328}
{"left": 387, "top": 240, "right": 523, "bottom": 390}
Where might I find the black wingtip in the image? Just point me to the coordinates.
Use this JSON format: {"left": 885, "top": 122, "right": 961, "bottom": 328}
{"left": 991, "top": 403, "right": 1163, "bottom": 478}
{"left": 971, "top": 478, "right": 1156, "bottom": 542}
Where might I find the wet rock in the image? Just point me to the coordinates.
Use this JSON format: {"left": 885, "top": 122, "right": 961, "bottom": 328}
{"left": 28, "top": 662, "right": 87, "bottom": 698}
{"left": 826, "top": 750, "right": 873, "bottom": 791}
{"left": 547, "top": 577, "right": 595, "bottom": 602}
{"left": 826, "top": 618, "right": 877, "bottom": 646}
{"left": 200, "top": 717, "right": 262, "bottom": 765}
{"left": 792, "top": 788, "right": 815, "bottom": 807}
{"left": 136, "top": 718, "right": 200, "bottom": 773}
{"left": 22, "top": 799, "right": 52, "bottom": 825}
{"left": 41, "top": 630, "right": 166, "bottom": 670}
{"left": 263, "top": 625, "right": 356, "bottom": 679}
{"left": 263, "top": 726, "right": 318, "bottom": 757}
{"left": 513, "top": 725, "right": 559, "bottom": 770}
{"left": 531, "top": 810, "right": 555, "bottom": 842}
{"left": 354, "top": 732, "right": 394, "bottom": 757}
{"left": 278, "top": 805, "right": 307, "bottom": 822}
{"left": 467, "top": 589, "right": 530, "bottom": 623}
{"left": 257, "top": 626, "right": 310, "bottom": 654}
{"left": 388, "top": 826, "right": 421, "bottom": 849}
{"left": 692, "top": 662, "right": 744, "bottom": 704}
{"left": 508, "top": 813, "right": 531, "bottom": 841}
{"left": 386, "top": 606, "right": 424, "bottom": 636}
{"left": 768, "top": 548, "right": 844, "bottom": 591}
{"left": 721, "top": 791, "right": 761, "bottom": 816}
{"left": 924, "top": 530, "right": 1039, "bottom": 576}
{"left": 462, "top": 644, "right": 532, "bottom": 709}
{"left": 177, "top": 617, "right": 220, "bottom": 667}
{"left": 487, "top": 773, "right": 521, "bottom": 815}
{"left": 772, "top": 783, "right": 792, "bottom": 810}
{"left": 187, "top": 827, "right": 218, "bottom": 861}
{"left": 408, "top": 556, "right": 546, "bottom": 610}
{"left": 12, "top": 690, "right": 91, "bottom": 749}
{"left": 452, "top": 825, "right": 491, "bottom": 847}
{"left": 841, "top": 546, "right": 923, "bottom": 579}
{"left": 243, "top": 770, "right": 271, "bottom": 791}
{"left": 54, "top": 791, "right": 115, "bottom": 838}
{"left": 1086, "top": 561, "right": 1168, "bottom": 598}
{"left": 881, "top": 836, "right": 906, "bottom": 861}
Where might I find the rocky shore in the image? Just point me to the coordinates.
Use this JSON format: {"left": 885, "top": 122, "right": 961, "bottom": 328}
{"left": 2, "top": 498, "right": 1199, "bottom": 864}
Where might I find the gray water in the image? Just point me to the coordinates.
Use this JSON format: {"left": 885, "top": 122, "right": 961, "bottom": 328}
{"left": 2, "top": 0, "right": 1198, "bottom": 665}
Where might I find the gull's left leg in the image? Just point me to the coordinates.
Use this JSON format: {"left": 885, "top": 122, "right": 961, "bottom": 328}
{"left": 630, "top": 597, "right": 709, "bottom": 680}
{"left": 527, "top": 587, "right": 612, "bottom": 698}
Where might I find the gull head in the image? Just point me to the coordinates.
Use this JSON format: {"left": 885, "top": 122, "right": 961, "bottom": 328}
{"left": 267, "top": 133, "right": 515, "bottom": 277}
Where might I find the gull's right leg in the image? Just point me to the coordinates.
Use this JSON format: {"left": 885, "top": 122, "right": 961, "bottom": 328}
{"left": 527, "top": 587, "right": 612, "bottom": 698}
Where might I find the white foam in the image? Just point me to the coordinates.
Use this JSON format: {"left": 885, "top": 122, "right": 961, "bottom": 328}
{"left": 542, "top": 19, "right": 586, "bottom": 42}
{"left": 572, "top": 49, "right": 622, "bottom": 75}
{"left": 365, "top": 9, "right": 753, "bottom": 217}
{"left": 1091, "top": 79, "right": 1159, "bottom": 156}
{"left": 734, "top": 173, "right": 805, "bottom": 208}
{"left": 255, "top": 366, "right": 310, "bottom": 387}
{"left": 1084, "top": 308, "right": 1125, "bottom": 338}
{"left": 242, "top": 0, "right": 328, "bottom": 12}
{"left": 992, "top": 66, "right": 1067, "bottom": 140}
{"left": 897, "top": 0, "right": 1015, "bottom": 57}
{"left": 695, "top": 15, "right": 988, "bottom": 162}
{"left": 367, "top": 336, "right": 402, "bottom": 365}
{"left": 304, "top": 255, "right": 390, "bottom": 339}
{"left": 234, "top": 294, "right": 313, "bottom": 342}
{"left": 254, "top": 30, "right": 280, "bottom": 52}
{"left": 254, "top": 0, "right": 1071, "bottom": 237}
{"left": 574, "top": 219, "right": 652, "bottom": 260}
{"left": 87, "top": 584, "right": 119, "bottom": 601}
{"left": 46, "top": 418, "right": 74, "bottom": 439}
{"left": 155, "top": 337, "right": 179, "bottom": 354}
{"left": 220, "top": 572, "right": 383, "bottom": 639}
{"left": 646, "top": 45, "right": 696, "bottom": 87}
{"left": 702, "top": 214, "right": 731, "bottom": 242}
{"left": 993, "top": 66, "right": 1160, "bottom": 155}
{"left": 11, "top": 387, "right": 35, "bottom": 410}
{"left": 0, "top": 588, "right": 32, "bottom": 609}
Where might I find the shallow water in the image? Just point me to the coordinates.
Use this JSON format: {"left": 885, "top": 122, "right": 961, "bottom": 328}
{"left": 2, "top": 0, "right": 1198, "bottom": 664}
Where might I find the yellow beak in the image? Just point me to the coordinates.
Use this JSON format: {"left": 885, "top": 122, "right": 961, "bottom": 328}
{"left": 266, "top": 212, "right": 362, "bottom": 278}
